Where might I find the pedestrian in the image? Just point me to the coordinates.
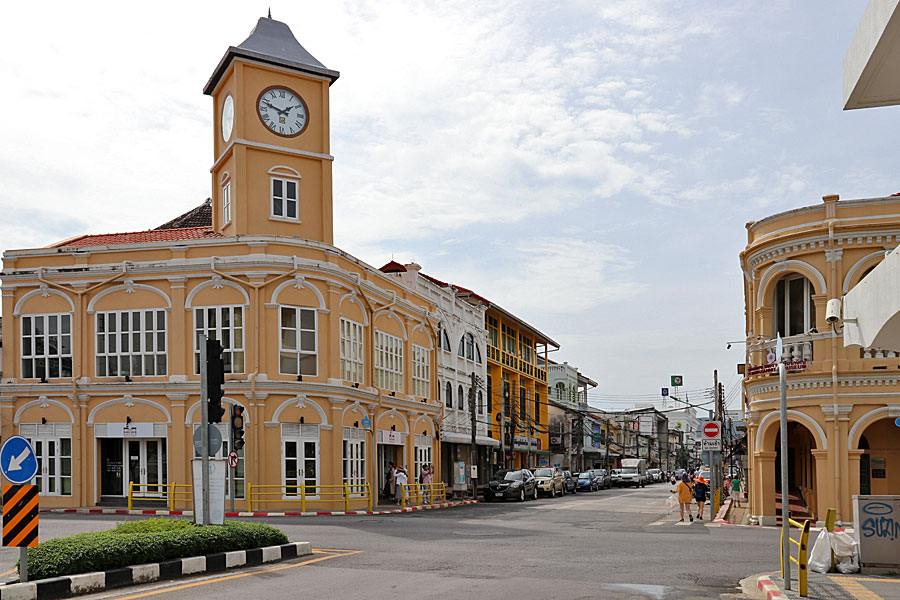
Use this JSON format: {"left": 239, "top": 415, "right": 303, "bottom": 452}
{"left": 395, "top": 466, "right": 408, "bottom": 504}
{"left": 673, "top": 472, "right": 694, "bottom": 522}
{"left": 693, "top": 476, "right": 709, "bottom": 520}
{"left": 422, "top": 464, "right": 433, "bottom": 504}
{"left": 731, "top": 474, "right": 742, "bottom": 508}
{"left": 384, "top": 462, "right": 395, "bottom": 499}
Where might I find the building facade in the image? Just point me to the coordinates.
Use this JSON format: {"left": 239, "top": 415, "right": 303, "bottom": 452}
{"left": 0, "top": 16, "right": 443, "bottom": 510}
{"left": 741, "top": 193, "right": 900, "bottom": 525}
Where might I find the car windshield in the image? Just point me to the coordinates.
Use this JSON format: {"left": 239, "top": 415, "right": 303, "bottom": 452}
{"left": 578, "top": 472, "right": 592, "bottom": 478}
{"left": 498, "top": 471, "right": 523, "bottom": 481}
{"left": 534, "top": 468, "right": 552, "bottom": 477}
{"left": 621, "top": 468, "right": 638, "bottom": 474}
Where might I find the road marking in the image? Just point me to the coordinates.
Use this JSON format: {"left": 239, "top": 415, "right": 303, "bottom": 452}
{"left": 830, "top": 576, "right": 886, "bottom": 600}
{"left": 0, "top": 568, "right": 15, "bottom": 578}
{"left": 109, "top": 549, "right": 363, "bottom": 599}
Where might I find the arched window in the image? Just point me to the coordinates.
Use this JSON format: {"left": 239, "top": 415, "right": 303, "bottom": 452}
{"left": 478, "top": 391, "right": 484, "bottom": 415}
{"left": 556, "top": 383, "right": 565, "bottom": 402}
{"left": 774, "top": 274, "right": 816, "bottom": 337}
{"left": 458, "top": 385, "right": 465, "bottom": 411}
{"left": 465, "top": 333, "right": 474, "bottom": 360}
{"left": 458, "top": 336, "right": 465, "bottom": 357}
{"left": 442, "top": 329, "right": 451, "bottom": 351}
{"left": 475, "top": 344, "right": 482, "bottom": 364}
{"left": 446, "top": 381, "right": 453, "bottom": 408}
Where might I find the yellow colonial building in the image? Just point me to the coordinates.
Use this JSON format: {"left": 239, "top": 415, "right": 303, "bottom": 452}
{"left": 0, "top": 16, "right": 442, "bottom": 510}
{"left": 741, "top": 193, "right": 900, "bottom": 526}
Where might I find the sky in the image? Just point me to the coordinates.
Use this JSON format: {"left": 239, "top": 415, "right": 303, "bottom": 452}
{"left": 2, "top": 1, "right": 898, "bottom": 413}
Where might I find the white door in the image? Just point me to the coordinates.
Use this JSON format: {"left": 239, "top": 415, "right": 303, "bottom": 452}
{"left": 128, "top": 439, "right": 167, "bottom": 497}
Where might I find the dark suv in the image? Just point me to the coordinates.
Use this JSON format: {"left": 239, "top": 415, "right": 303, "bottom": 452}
{"left": 483, "top": 469, "right": 538, "bottom": 502}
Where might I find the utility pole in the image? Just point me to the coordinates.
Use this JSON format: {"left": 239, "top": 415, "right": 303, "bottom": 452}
{"left": 469, "top": 372, "right": 478, "bottom": 499}
{"left": 711, "top": 369, "right": 720, "bottom": 522}
{"left": 604, "top": 418, "right": 611, "bottom": 470}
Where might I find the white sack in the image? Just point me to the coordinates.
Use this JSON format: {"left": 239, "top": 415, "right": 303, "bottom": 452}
{"left": 808, "top": 529, "right": 832, "bottom": 574}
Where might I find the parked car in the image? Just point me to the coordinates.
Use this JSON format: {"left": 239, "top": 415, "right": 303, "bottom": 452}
{"left": 533, "top": 467, "right": 565, "bottom": 497}
{"left": 647, "top": 468, "right": 662, "bottom": 483}
{"left": 591, "top": 468, "right": 611, "bottom": 489}
{"left": 610, "top": 469, "right": 622, "bottom": 487}
{"left": 618, "top": 459, "right": 647, "bottom": 487}
{"left": 576, "top": 471, "right": 598, "bottom": 491}
{"left": 562, "top": 470, "right": 578, "bottom": 494}
{"left": 483, "top": 469, "right": 538, "bottom": 502}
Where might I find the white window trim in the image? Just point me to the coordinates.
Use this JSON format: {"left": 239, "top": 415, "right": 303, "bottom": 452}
{"left": 270, "top": 175, "right": 301, "bottom": 222}
{"left": 374, "top": 330, "right": 404, "bottom": 393}
{"left": 21, "top": 423, "right": 73, "bottom": 497}
{"left": 412, "top": 344, "right": 430, "bottom": 399}
{"left": 95, "top": 309, "right": 167, "bottom": 378}
{"left": 278, "top": 306, "right": 318, "bottom": 377}
{"left": 20, "top": 313, "right": 73, "bottom": 380}
{"left": 342, "top": 428, "right": 367, "bottom": 498}
{"left": 193, "top": 305, "right": 246, "bottom": 375}
{"left": 222, "top": 181, "right": 232, "bottom": 225}
{"left": 281, "top": 424, "right": 320, "bottom": 500}
{"left": 340, "top": 317, "right": 365, "bottom": 384}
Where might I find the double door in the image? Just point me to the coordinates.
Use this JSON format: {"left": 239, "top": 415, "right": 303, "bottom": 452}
{"left": 101, "top": 438, "right": 167, "bottom": 498}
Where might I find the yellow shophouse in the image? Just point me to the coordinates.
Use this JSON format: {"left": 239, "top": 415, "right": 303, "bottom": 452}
{"left": 0, "top": 16, "right": 441, "bottom": 511}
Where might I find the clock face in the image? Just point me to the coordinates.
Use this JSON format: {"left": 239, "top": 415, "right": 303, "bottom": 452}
{"left": 256, "top": 86, "right": 309, "bottom": 137}
{"left": 221, "top": 95, "right": 234, "bottom": 142}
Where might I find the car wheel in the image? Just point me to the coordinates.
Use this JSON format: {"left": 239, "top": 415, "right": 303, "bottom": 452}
{"left": 519, "top": 489, "right": 526, "bottom": 502}
{"left": 533, "top": 487, "right": 538, "bottom": 501}
{"left": 551, "top": 486, "right": 556, "bottom": 498}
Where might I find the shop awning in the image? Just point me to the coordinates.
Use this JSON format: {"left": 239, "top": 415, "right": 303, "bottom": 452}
{"left": 441, "top": 432, "right": 500, "bottom": 447}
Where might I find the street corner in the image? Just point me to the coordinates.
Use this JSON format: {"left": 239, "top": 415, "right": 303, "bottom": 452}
{"left": 829, "top": 574, "right": 900, "bottom": 600}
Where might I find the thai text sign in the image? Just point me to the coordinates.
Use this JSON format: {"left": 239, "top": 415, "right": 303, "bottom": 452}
{"left": 747, "top": 360, "right": 808, "bottom": 376}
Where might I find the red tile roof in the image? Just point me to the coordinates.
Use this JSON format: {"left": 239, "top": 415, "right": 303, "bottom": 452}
{"left": 379, "top": 260, "right": 407, "bottom": 273}
{"left": 57, "top": 227, "right": 223, "bottom": 248}
{"left": 155, "top": 199, "right": 212, "bottom": 229}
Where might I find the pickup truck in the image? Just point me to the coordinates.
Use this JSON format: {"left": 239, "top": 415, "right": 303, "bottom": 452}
{"left": 618, "top": 459, "right": 647, "bottom": 487}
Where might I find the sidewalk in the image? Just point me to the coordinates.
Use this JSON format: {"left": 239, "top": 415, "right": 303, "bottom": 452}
{"left": 759, "top": 571, "right": 900, "bottom": 600}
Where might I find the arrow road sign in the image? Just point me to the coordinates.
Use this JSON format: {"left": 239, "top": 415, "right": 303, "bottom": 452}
{"left": 0, "top": 436, "right": 38, "bottom": 485}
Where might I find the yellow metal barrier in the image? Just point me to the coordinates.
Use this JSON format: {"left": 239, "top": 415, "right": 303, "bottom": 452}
{"left": 247, "top": 482, "right": 371, "bottom": 513}
{"left": 825, "top": 508, "right": 837, "bottom": 571}
{"left": 399, "top": 483, "right": 447, "bottom": 508}
{"left": 780, "top": 517, "right": 812, "bottom": 597}
{"left": 127, "top": 482, "right": 192, "bottom": 511}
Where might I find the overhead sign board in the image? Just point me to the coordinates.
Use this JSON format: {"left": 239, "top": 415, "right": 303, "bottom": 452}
{"left": 0, "top": 436, "right": 38, "bottom": 485}
{"left": 670, "top": 375, "right": 683, "bottom": 386}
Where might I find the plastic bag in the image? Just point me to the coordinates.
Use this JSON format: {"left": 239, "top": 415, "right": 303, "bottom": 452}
{"left": 666, "top": 494, "right": 678, "bottom": 512}
{"left": 808, "top": 529, "right": 832, "bottom": 573}
{"left": 831, "top": 532, "right": 859, "bottom": 573}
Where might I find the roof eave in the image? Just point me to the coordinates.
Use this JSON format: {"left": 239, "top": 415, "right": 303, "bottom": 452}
{"left": 203, "top": 47, "right": 340, "bottom": 95}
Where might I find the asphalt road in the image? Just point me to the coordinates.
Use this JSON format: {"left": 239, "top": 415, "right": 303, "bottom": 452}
{"left": 22, "top": 483, "right": 780, "bottom": 599}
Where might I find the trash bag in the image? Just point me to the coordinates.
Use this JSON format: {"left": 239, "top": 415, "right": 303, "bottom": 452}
{"left": 666, "top": 494, "right": 678, "bottom": 512}
{"left": 831, "top": 531, "right": 859, "bottom": 574}
{"left": 809, "top": 529, "right": 832, "bottom": 574}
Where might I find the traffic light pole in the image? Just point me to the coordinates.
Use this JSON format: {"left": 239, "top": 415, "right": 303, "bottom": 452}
{"left": 228, "top": 405, "right": 235, "bottom": 513}
{"left": 199, "top": 334, "right": 210, "bottom": 526}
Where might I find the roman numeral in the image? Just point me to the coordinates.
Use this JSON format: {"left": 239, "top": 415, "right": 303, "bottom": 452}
{"left": 269, "top": 122, "right": 277, "bottom": 129}
{"left": 295, "top": 121, "right": 303, "bottom": 129}
{"left": 279, "top": 91, "right": 285, "bottom": 98}
{"left": 279, "top": 126, "right": 285, "bottom": 134}
{"left": 269, "top": 91, "right": 276, "bottom": 98}
{"left": 262, "top": 114, "right": 270, "bottom": 121}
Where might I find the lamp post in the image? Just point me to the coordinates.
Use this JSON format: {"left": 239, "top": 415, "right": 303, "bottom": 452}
{"left": 777, "top": 336, "right": 791, "bottom": 591}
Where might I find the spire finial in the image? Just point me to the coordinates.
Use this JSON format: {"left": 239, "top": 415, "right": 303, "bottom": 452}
{"left": 268, "top": 7, "right": 272, "bottom": 18}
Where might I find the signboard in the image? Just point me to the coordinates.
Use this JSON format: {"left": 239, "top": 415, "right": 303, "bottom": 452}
{"left": 228, "top": 450, "right": 239, "bottom": 469}
{"left": 670, "top": 375, "right": 683, "bottom": 386}
{"left": 2, "top": 484, "right": 38, "bottom": 547}
{"left": 747, "top": 360, "right": 808, "bottom": 377}
{"left": 361, "top": 417, "right": 372, "bottom": 428}
{"left": 0, "top": 436, "right": 38, "bottom": 485}
{"left": 192, "top": 424, "right": 223, "bottom": 457}
{"left": 470, "top": 465, "right": 478, "bottom": 479}
{"left": 191, "top": 458, "right": 227, "bottom": 525}
{"left": 456, "top": 461, "right": 466, "bottom": 485}
{"left": 661, "top": 387, "right": 669, "bottom": 397}
{"left": 513, "top": 435, "right": 539, "bottom": 450}
{"left": 380, "top": 430, "right": 403, "bottom": 445}
{"left": 702, "top": 422, "right": 722, "bottom": 451}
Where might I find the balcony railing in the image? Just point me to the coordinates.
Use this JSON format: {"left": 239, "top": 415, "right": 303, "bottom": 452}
{"left": 750, "top": 333, "right": 818, "bottom": 363}
{"left": 860, "top": 347, "right": 899, "bottom": 359}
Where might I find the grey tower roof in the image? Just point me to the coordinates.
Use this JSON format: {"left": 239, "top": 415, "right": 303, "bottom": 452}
{"left": 204, "top": 17, "right": 339, "bottom": 95}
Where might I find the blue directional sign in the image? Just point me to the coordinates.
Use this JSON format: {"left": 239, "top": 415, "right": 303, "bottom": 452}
{"left": 0, "top": 436, "right": 38, "bottom": 485}
{"left": 895, "top": 417, "right": 900, "bottom": 428}
{"left": 361, "top": 417, "right": 372, "bottom": 428}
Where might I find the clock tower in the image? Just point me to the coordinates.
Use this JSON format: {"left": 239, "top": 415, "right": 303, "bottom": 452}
{"left": 204, "top": 16, "right": 339, "bottom": 243}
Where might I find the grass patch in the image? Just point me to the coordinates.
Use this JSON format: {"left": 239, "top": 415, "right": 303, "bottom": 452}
{"left": 25, "top": 518, "right": 289, "bottom": 580}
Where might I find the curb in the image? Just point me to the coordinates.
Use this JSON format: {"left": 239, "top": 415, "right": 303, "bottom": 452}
{"left": 39, "top": 500, "right": 479, "bottom": 518}
{"left": 0, "top": 542, "right": 312, "bottom": 600}
{"left": 757, "top": 573, "right": 787, "bottom": 600}
{"left": 714, "top": 497, "right": 731, "bottom": 523}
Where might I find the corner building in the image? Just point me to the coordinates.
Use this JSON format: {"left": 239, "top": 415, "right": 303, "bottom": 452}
{"left": 741, "top": 194, "right": 900, "bottom": 525}
{"left": 0, "top": 17, "right": 441, "bottom": 509}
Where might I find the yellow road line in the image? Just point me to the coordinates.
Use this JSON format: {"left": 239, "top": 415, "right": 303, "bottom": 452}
{"left": 111, "top": 550, "right": 363, "bottom": 600}
{"left": 0, "top": 568, "right": 16, "bottom": 578}
{"left": 830, "top": 576, "right": 886, "bottom": 600}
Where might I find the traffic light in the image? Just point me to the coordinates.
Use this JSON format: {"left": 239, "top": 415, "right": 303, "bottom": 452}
{"left": 231, "top": 405, "right": 245, "bottom": 450}
{"left": 206, "top": 338, "right": 225, "bottom": 423}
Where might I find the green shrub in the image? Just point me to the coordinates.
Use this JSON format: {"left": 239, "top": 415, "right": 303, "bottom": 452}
{"left": 25, "top": 520, "right": 289, "bottom": 580}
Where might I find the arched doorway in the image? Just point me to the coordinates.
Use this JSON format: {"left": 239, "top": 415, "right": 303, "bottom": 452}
{"left": 774, "top": 423, "right": 818, "bottom": 519}
{"left": 856, "top": 419, "right": 900, "bottom": 496}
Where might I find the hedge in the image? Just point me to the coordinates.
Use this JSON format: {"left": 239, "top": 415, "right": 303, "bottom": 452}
{"left": 25, "top": 519, "right": 289, "bottom": 580}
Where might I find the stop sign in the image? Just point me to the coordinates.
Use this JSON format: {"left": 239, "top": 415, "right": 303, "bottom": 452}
{"left": 702, "top": 422, "right": 721, "bottom": 438}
